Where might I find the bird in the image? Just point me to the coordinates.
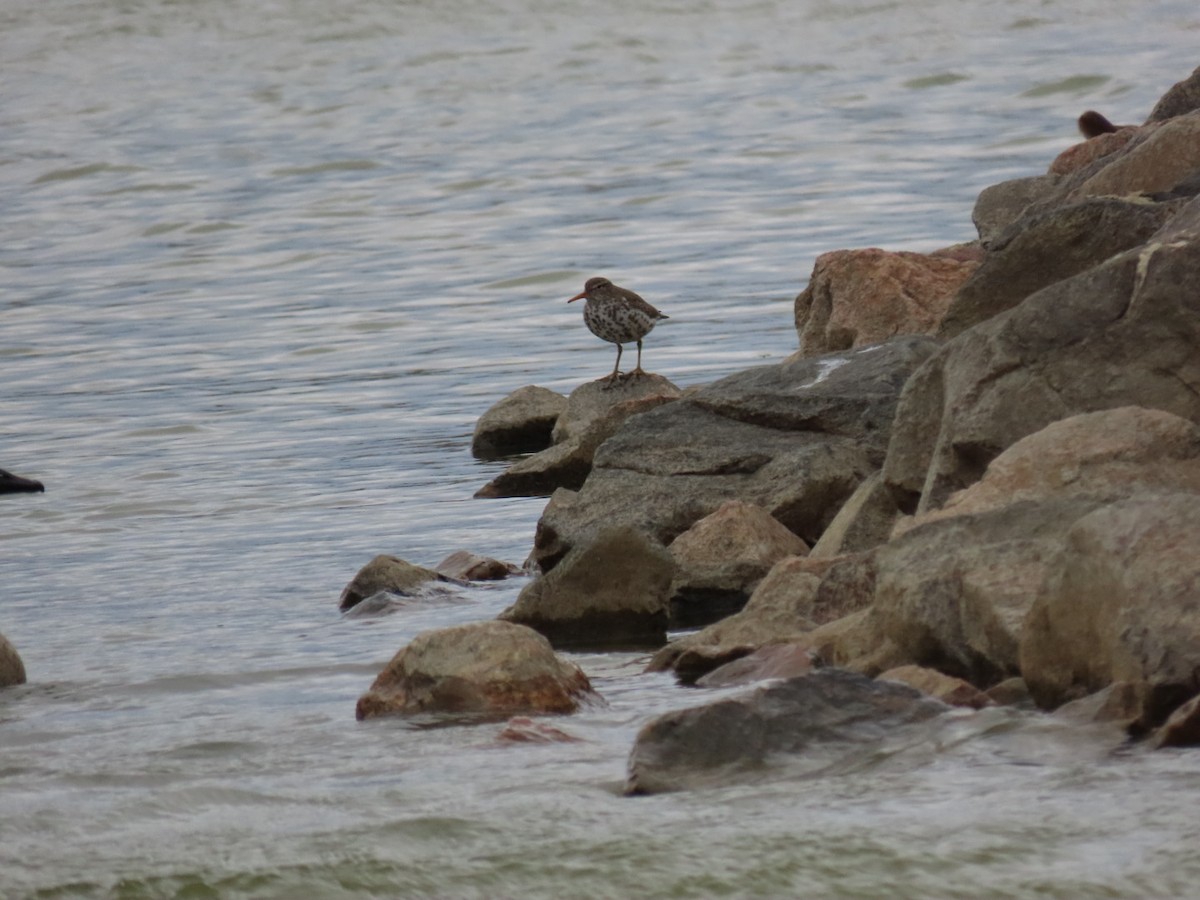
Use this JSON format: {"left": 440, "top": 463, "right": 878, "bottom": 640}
{"left": 567, "top": 276, "right": 669, "bottom": 385}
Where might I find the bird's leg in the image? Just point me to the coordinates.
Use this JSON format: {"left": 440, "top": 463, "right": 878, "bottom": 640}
{"left": 601, "top": 343, "right": 623, "bottom": 389}
{"left": 626, "top": 339, "right": 647, "bottom": 380}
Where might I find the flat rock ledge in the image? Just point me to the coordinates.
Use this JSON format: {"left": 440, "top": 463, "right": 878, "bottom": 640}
{"left": 355, "top": 621, "right": 596, "bottom": 720}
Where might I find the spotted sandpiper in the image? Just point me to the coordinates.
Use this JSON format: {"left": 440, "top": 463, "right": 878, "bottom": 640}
{"left": 567, "top": 276, "right": 669, "bottom": 385}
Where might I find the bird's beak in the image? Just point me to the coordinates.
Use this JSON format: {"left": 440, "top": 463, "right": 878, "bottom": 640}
{"left": 567, "top": 291, "right": 586, "bottom": 303}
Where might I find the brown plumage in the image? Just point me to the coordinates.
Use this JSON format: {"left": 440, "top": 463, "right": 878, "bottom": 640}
{"left": 567, "top": 276, "right": 669, "bottom": 384}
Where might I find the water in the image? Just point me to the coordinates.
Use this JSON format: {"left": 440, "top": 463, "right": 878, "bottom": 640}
{"left": 3, "top": 0, "right": 1199, "bottom": 896}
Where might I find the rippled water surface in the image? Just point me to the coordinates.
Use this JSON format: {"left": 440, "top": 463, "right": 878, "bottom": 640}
{"left": 3, "top": 1, "right": 1200, "bottom": 896}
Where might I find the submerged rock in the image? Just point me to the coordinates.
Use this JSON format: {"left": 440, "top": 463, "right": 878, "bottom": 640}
{"left": 500, "top": 526, "right": 672, "bottom": 650}
{"left": 355, "top": 621, "right": 596, "bottom": 720}
{"left": 625, "top": 668, "right": 947, "bottom": 794}
{"left": 435, "top": 550, "right": 520, "bottom": 581}
{"left": 339, "top": 554, "right": 450, "bottom": 612}
{"left": 0, "top": 631, "right": 26, "bottom": 687}
{"left": 878, "top": 665, "right": 991, "bottom": 710}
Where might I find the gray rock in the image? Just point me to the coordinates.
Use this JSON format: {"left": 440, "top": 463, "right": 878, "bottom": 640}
{"left": 1020, "top": 492, "right": 1200, "bottom": 726}
{"left": 1147, "top": 64, "right": 1200, "bottom": 123}
{"left": 530, "top": 337, "right": 936, "bottom": 572}
{"left": 809, "top": 470, "right": 902, "bottom": 557}
{"left": 338, "top": 554, "right": 449, "bottom": 612}
{"left": 625, "top": 669, "right": 947, "bottom": 794}
{"left": 972, "top": 174, "right": 1063, "bottom": 246}
{"left": 499, "top": 526, "right": 672, "bottom": 650}
{"left": 551, "top": 374, "right": 681, "bottom": 445}
{"left": 884, "top": 203, "right": 1200, "bottom": 515}
{"left": 940, "top": 197, "right": 1177, "bottom": 340}
{"left": 471, "top": 385, "right": 566, "bottom": 460}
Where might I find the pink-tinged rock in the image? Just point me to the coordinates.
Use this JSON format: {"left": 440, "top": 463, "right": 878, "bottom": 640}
{"left": 878, "top": 664, "right": 991, "bottom": 709}
{"left": 1048, "top": 127, "right": 1139, "bottom": 176}
{"left": 435, "top": 550, "right": 520, "bottom": 581}
{"left": 1069, "top": 112, "right": 1200, "bottom": 201}
{"left": 794, "top": 248, "right": 979, "bottom": 357}
{"left": 495, "top": 716, "right": 583, "bottom": 744}
{"left": 355, "top": 621, "right": 597, "bottom": 720}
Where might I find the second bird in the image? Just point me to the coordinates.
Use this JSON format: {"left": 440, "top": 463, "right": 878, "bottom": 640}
{"left": 567, "top": 276, "right": 669, "bottom": 385}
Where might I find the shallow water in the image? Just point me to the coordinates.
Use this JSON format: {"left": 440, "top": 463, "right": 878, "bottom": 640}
{"left": 3, "top": 0, "right": 1200, "bottom": 896}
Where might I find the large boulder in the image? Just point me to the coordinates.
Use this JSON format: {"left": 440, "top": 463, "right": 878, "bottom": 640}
{"left": 823, "top": 409, "right": 1200, "bottom": 685}
{"left": 1147, "top": 64, "right": 1200, "bottom": 122}
{"left": 338, "top": 555, "right": 450, "bottom": 612}
{"left": 551, "top": 375, "right": 681, "bottom": 444}
{"left": 972, "top": 175, "right": 1063, "bottom": 245}
{"left": 938, "top": 196, "right": 1178, "bottom": 340}
{"left": 355, "top": 621, "right": 595, "bottom": 720}
{"left": 531, "top": 336, "right": 937, "bottom": 572}
{"left": 666, "top": 500, "right": 809, "bottom": 628}
{"left": 794, "top": 248, "right": 979, "bottom": 356}
{"left": 625, "top": 669, "right": 947, "bottom": 794}
{"left": 0, "top": 631, "right": 26, "bottom": 687}
{"left": 808, "top": 470, "right": 903, "bottom": 557}
{"left": 1020, "top": 492, "right": 1200, "bottom": 727}
{"left": 499, "top": 526, "right": 672, "bottom": 650}
{"left": 883, "top": 198, "right": 1200, "bottom": 515}
{"left": 471, "top": 385, "right": 566, "bottom": 460}
{"left": 1066, "top": 110, "right": 1200, "bottom": 203}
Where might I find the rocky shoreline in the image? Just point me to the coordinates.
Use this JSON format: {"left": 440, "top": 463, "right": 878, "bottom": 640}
{"left": 339, "top": 64, "right": 1200, "bottom": 791}
{"left": 13, "top": 65, "right": 1200, "bottom": 791}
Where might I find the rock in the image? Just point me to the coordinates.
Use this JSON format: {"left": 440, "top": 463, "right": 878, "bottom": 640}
{"left": 985, "top": 677, "right": 1032, "bottom": 707}
{"left": 878, "top": 664, "right": 991, "bottom": 709}
{"left": 551, "top": 375, "right": 681, "bottom": 445}
{"left": 1067, "top": 111, "right": 1200, "bottom": 203}
{"left": 0, "top": 631, "right": 26, "bottom": 687}
{"left": 531, "top": 336, "right": 937, "bottom": 572}
{"left": 1020, "top": 491, "right": 1200, "bottom": 726}
{"left": 893, "top": 407, "right": 1200, "bottom": 536}
{"left": 434, "top": 550, "right": 520, "bottom": 581}
{"left": 355, "top": 621, "right": 595, "bottom": 720}
{"left": 826, "top": 498, "right": 1097, "bottom": 685}
{"left": 883, "top": 209, "right": 1200, "bottom": 515}
{"left": 0, "top": 469, "right": 44, "bottom": 494}
{"left": 1147, "top": 64, "right": 1200, "bottom": 122}
{"left": 471, "top": 385, "right": 566, "bottom": 460}
{"left": 495, "top": 716, "right": 583, "bottom": 744}
{"left": 1053, "top": 682, "right": 1144, "bottom": 728}
{"left": 938, "top": 196, "right": 1177, "bottom": 339}
{"left": 339, "top": 555, "right": 448, "bottom": 612}
{"left": 695, "top": 641, "right": 816, "bottom": 688}
{"left": 809, "top": 470, "right": 903, "bottom": 557}
{"left": 1049, "top": 128, "right": 1138, "bottom": 176}
{"left": 972, "top": 174, "right": 1063, "bottom": 245}
{"left": 475, "top": 391, "right": 678, "bottom": 499}
{"left": 1151, "top": 693, "right": 1200, "bottom": 748}
{"left": 666, "top": 500, "right": 809, "bottom": 629}
{"left": 647, "top": 567, "right": 821, "bottom": 684}
{"left": 794, "top": 248, "right": 979, "bottom": 357}
{"left": 823, "top": 409, "right": 1200, "bottom": 687}
{"left": 625, "top": 669, "right": 947, "bottom": 794}
{"left": 499, "top": 526, "right": 672, "bottom": 650}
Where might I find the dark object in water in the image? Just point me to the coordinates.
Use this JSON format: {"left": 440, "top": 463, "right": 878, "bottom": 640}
{"left": 0, "top": 469, "right": 45, "bottom": 494}
{"left": 1078, "top": 110, "right": 1119, "bottom": 138}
